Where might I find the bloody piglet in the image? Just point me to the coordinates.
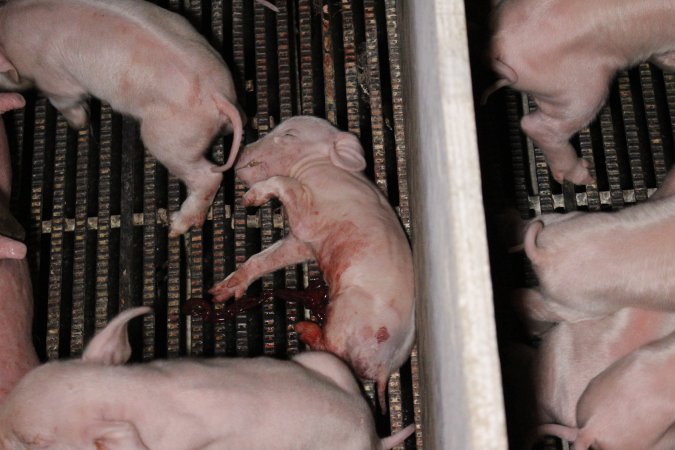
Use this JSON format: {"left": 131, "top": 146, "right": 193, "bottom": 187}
{"left": 209, "top": 116, "right": 415, "bottom": 410}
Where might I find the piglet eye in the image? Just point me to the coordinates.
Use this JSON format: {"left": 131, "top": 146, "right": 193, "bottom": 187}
{"left": 283, "top": 129, "right": 298, "bottom": 137}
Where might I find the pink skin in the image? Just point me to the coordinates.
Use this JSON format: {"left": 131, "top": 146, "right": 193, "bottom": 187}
{"left": 521, "top": 191, "right": 675, "bottom": 323}
{"left": 0, "top": 93, "right": 39, "bottom": 403}
{"left": 514, "top": 171, "right": 675, "bottom": 447}
{"left": 209, "top": 116, "right": 415, "bottom": 410}
{"left": 538, "top": 329, "right": 675, "bottom": 450}
{"left": 489, "top": 0, "right": 675, "bottom": 184}
{"left": 0, "top": 307, "right": 415, "bottom": 450}
{"left": 0, "top": 0, "right": 245, "bottom": 237}
{"left": 647, "top": 168, "right": 675, "bottom": 202}
{"left": 515, "top": 301, "right": 675, "bottom": 440}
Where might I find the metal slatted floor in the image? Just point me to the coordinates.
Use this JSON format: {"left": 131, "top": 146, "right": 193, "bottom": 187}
{"left": 509, "top": 67, "right": 673, "bottom": 450}
{"left": 470, "top": 8, "right": 675, "bottom": 449}
{"left": 5, "top": 1, "right": 421, "bottom": 448}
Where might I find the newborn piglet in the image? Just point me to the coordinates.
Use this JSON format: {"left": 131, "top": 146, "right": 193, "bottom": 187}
{"left": 516, "top": 300, "right": 675, "bottom": 445}
{"left": 520, "top": 193, "right": 675, "bottom": 323}
{"left": 538, "top": 329, "right": 675, "bottom": 450}
{"left": 489, "top": 0, "right": 675, "bottom": 184}
{"left": 209, "top": 116, "right": 415, "bottom": 410}
{"left": 0, "top": 0, "right": 245, "bottom": 236}
{"left": 0, "top": 307, "right": 415, "bottom": 450}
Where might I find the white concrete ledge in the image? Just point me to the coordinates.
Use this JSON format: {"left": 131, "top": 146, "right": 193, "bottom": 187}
{"left": 399, "top": 1, "right": 508, "bottom": 449}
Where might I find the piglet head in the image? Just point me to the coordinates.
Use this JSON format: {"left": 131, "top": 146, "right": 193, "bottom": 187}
{"left": 235, "top": 115, "right": 366, "bottom": 186}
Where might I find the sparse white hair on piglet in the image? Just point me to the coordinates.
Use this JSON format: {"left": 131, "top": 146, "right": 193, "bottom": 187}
{"left": 521, "top": 189, "right": 675, "bottom": 323}
{"left": 536, "top": 329, "right": 675, "bottom": 450}
{"left": 0, "top": 0, "right": 246, "bottom": 236}
{"left": 488, "top": 0, "right": 675, "bottom": 185}
{"left": 0, "top": 307, "right": 415, "bottom": 449}
{"left": 209, "top": 116, "right": 415, "bottom": 412}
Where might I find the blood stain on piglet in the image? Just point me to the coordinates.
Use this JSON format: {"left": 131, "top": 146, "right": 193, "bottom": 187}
{"left": 376, "top": 326, "right": 389, "bottom": 344}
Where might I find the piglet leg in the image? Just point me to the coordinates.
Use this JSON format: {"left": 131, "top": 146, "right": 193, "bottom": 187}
{"left": 166, "top": 159, "right": 222, "bottom": 238}
{"left": 512, "top": 288, "right": 562, "bottom": 337}
{"left": 86, "top": 420, "right": 149, "bottom": 450}
{"left": 521, "top": 110, "right": 594, "bottom": 185}
{"left": 240, "top": 175, "right": 311, "bottom": 215}
{"left": 210, "top": 233, "right": 313, "bottom": 301}
{"left": 0, "top": 92, "right": 24, "bottom": 115}
{"left": 522, "top": 79, "right": 610, "bottom": 185}
{"left": 140, "top": 112, "right": 223, "bottom": 237}
{"left": 211, "top": 177, "right": 314, "bottom": 300}
{"left": 650, "top": 167, "right": 675, "bottom": 201}
{"left": 651, "top": 51, "right": 675, "bottom": 72}
{"left": 48, "top": 94, "right": 90, "bottom": 130}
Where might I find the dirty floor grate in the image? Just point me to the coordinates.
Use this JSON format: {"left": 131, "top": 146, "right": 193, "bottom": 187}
{"left": 474, "top": 36, "right": 675, "bottom": 450}
{"left": 5, "top": 0, "right": 421, "bottom": 447}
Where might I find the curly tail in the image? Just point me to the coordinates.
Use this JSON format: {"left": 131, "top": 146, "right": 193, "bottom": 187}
{"left": 210, "top": 94, "right": 244, "bottom": 173}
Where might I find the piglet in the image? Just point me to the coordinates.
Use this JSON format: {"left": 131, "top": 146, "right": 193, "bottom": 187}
{"left": 209, "top": 116, "right": 415, "bottom": 410}
{"left": 0, "top": 0, "right": 245, "bottom": 236}
{"left": 0, "top": 307, "right": 415, "bottom": 450}
{"left": 0, "top": 92, "right": 39, "bottom": 402}
{"left": 538, "top": 328, "right": 675, "bottom": 450}
{"left": 516, "top": 300, "right": 675, "bottom": 437}
{"left": 489, "top": 0, "right": 675, "bottom": 184}
{"left": 520, "top": 192, "right": 675, "bottom": 323}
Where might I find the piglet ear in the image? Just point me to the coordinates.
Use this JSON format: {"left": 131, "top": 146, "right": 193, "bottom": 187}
{"left": 0, "top": 235, "right": 26, "bottom": 259}
{"left": 86, "top": 420, "right": 149, "bottom": 450}
{"left": 82, "top": 307, "right": 152, "bottom": 365}
{"left": 330, "top": 132, "right": 366, "bottom": 172}
{"left": 0, "top": 54, "right": 20, "bottom": 85}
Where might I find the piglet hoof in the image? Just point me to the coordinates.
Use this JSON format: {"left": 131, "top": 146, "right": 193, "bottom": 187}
{"left": 63, "top": 104, "right": 90, "bottom": 130}
{"left": 552, "top": 158, "right": 595, "bottom": 186}
{"left": 209, "top": 272, "right": 248, "bottom": 302}
{"left": 168, "top": 210, "right": 206, "bottom": 238}
{"left": 242, "top": 188, "right": 272, "bottom": 208}
{"left": 0, "top": 93, "right": 25, "bottom": 114}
